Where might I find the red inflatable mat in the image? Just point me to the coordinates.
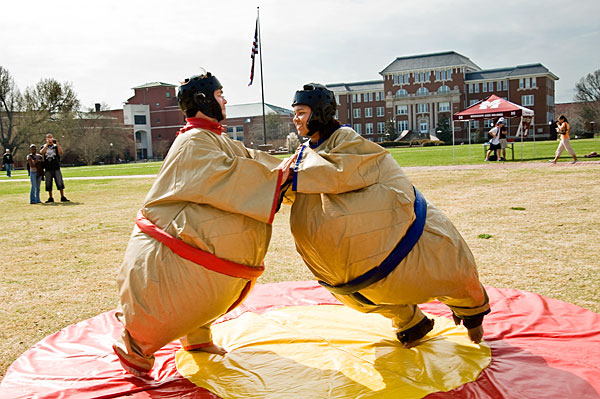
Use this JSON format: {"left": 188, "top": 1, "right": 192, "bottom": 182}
{"left": 1, "top": 281, "right": 599, "bottom": 398}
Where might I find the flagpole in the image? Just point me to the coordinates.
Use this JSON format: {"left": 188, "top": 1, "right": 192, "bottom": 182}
{"left": 257, "top": 7, "right": 267, "bottom": 145}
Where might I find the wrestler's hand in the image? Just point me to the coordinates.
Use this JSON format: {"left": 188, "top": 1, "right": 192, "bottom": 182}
{"left": 279, "top": 153, "right": 298, "bottom": 182}
{"left": 467, "top": 325, "right": 484, "bottom": 344}
{"left": 452, "top": 313, "right": 461, "bottom": 326}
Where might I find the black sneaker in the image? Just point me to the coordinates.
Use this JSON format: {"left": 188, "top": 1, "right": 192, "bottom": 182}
{"left": 45, "top": 197, "right": 54, "bottom": 203}
{"left": 60, "top": 196, "right": 70, "bottom": 202}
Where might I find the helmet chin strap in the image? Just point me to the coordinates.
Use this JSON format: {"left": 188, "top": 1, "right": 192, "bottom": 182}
{"left": 306, "top": 112, "right": 319, "bottom": 137}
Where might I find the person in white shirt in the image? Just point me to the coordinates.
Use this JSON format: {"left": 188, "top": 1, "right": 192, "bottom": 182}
{"left": 485, "top": 118, "right": 504, "bottom": 162}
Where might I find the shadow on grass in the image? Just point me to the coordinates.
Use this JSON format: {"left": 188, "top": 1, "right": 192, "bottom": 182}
{"left": 40, "top": 201, "right": 83, "bottom": 206}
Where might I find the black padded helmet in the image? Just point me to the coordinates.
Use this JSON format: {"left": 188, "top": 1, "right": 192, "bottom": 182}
{"left": 177, "top": 72, "right": 224, "bottom": 121}
{"left": 292, "top": 83, "right": 336, "bottom": 136}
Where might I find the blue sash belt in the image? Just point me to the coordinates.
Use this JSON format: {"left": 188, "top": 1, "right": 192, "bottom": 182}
{"left": 318, "top": 187, "right": 427, "bottom": 296}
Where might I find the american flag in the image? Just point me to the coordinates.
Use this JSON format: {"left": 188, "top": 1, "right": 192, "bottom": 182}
{"left": 248, "top": 18, "right": 258, "bottom": 86}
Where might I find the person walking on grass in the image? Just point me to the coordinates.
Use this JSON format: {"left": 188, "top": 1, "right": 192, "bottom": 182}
{"left": 2, "top": 148, "right": 14, "bottom": 177}
{"left": 485, "top": 118, "right": 504, "bottom": 162}
{"left": 550, "top": 115, "right": 577, "bottom": 164}
{"left": 40, "top": 133, "right": 69, "bottom": 203}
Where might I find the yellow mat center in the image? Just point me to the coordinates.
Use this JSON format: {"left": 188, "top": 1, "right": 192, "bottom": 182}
{"left": 176, "top": 305, "right": 491, "bottom": 399}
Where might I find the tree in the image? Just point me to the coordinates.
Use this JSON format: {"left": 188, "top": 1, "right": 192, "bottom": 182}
{"left": 72, "top": 105, "right": 130, "bottom": 165}
{"left": 385, "top": 120, "right": 398, "bottom": 141}
{"left": 286, "top": 132, "right": 300, "bottom": 153}
{"left": 574, "top": 69, "right": 600, "bottom": 123}
{"left": 435, "top": 116, "right": 452, "bottom": 144}
{"left": 1, "top": 74, "right": 81, "bottom": 158}
{"left": 0, "top": 66, "right": 23, "bottom": 155}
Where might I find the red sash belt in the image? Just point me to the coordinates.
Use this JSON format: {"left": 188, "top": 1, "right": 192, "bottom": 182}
{"left": 135, "top": 211, "right": 264, "bottom": 280}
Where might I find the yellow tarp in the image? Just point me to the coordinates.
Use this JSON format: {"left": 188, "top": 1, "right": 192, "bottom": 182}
{"left": 176, "top": 305, "right": 491, "bottom": 398}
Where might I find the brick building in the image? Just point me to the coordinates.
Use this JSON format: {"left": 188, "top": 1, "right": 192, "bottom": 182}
{"left": 122, "top": 83, "right": 294, "bottom": 158}
{"left": 328, "top": 51, "right": 559, "bottom": 143}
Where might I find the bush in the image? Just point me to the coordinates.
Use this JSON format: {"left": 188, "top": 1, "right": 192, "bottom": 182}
{"left": 380, "top": 141, "right": 410, "bottom": 148}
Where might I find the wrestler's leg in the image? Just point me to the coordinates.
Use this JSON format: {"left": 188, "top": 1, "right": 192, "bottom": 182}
{"left": 180, "top": 324, "right": 227, "bottom": 355}
{"left": 333, "top": 292, "right": 433, "bottom": 348}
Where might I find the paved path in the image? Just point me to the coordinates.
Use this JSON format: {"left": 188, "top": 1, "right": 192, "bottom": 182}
{"left": 2, "top": 161, "right": 599, "bottom": 183}
{"left": 0, "top": 174, "right": 157, "bottom": 183}
{"left": 403, "top": 160, "right": 600, "bottom": 171}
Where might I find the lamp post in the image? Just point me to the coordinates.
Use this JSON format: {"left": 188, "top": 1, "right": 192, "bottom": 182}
{"left": 109, "top": 142, "right": 114, "bottom": 164}
{"left": 591, "top": 121, "right": 595, "bottom": 136}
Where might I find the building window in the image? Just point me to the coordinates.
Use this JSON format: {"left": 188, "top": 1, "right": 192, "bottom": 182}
{"left": 469, "top": 99, "right": 479, "bottom": 106}
{"left": 396, "top": 89, "right": 408, "bottom": 97}
{"left": 352, "top": 94, "right": 357, "bottom": 103}
{"left": 397, "top": 105, "right": 408, "bottom": 115}
{"left": 416, "top": 87, "right": 429, "bottom": 96}
{"left": 447, "top": 69, "right": 452, "bottom": 79}
{"left": 522, "top": 95, "right": 534, "bottom": 106}
{"left": 335, "top": 95, "right": 340, "bottom": 105}
{"left": 393, "top": 75, "right": 399, "bottom": 85}
{"left": 365, "top": 93, "right": 373, "bottom": 102}
{"left": 503, "top": 80, "right": 508, "bottom": 91}
{"left": 354, "top": 124, "right": 362, "bottom": 134}
{"left": 353, "top": 108, "right": 361, "bottom": 118}
{"left": 398, "top": 120, "right": 408, "bottom": 132}
{"left": 439, "top": 102, "right": 451, "bottom": 112}
{"left": 375, "top": 92, "right": 380, "bottom": 101}
{"left": 417, "top": 103, "right": 429, "bottom": 113}
{"left": 134, "top": 115, "right": 146, "bottom": 125}
{"left": 365, "top": 107, "right": 373, "bottom": 118}
{"left": 166, "top": 91, "right": 171, "bottom": 98}
{"left": 525, "top": 78, "right": 530, "bottom": 89}
{"left": 470, "top": 120, "right": 479, "bottom": 129}
{"left": 376, "top": 106, "right": 385, "bottom": 117}
{"left": 519, "top": 78, "right": 524, "bottom": 89}
{"left": 438, "top": 85, "right": 450, "bottom": 93}
{"left": 155, "top": 103, "right": 160, "bottom": 108}
{"left": 365, "top": 123, "right": 374, "bottom": 135}
{"left": 532, "top": 77, "right": 537, "bottom": 88}
{"left": 469, "top": 84, "right": 474, "bottom": 94}
{"left": 474, "top": 83, "right": 479, "bottom": 93}
{"left": 377, "top": 122, "right": 385, "bottom": 134}
{"left": 436, "top": 70, "right": 441, "bottom": 81}
{"left": 484, "top": 119, "right": 493, "bottom": 128}
{"left": 482, "top": 82, "right": 488, "bottom": 92}
{"left": 419, "top": 121, "right": 429, "bottom": 133}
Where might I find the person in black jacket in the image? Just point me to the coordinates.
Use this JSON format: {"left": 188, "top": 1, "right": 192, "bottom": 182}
{"left": 2, "top": 149, "right": 14, "bottom": 177}
{"left": 40, "top": 134, "right": 69, "bottom": 203}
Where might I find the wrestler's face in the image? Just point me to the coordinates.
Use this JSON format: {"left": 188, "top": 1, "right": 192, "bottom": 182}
{"left": 293, "top": 104, "right": 311, "bottom": 137}
{"left": 214, "top": 89, "right": 227, "bottom": 119}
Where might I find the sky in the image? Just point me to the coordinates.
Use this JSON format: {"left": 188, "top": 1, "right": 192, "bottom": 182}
{"left": 2, "top": 0, "right": 599, "bottom": 112}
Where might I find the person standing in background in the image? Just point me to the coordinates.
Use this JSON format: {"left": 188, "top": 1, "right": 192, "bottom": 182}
{"left": 550, "top": 115, "right": 577, "bottom": 164}
{"left": 27, "top": 144, "right": 44, "bottom": 204}
{"left": 40, "top": 133, "right": 69, "bottom": 203}
{"left": 498, "top": 125, "right": 508, "bottom": 162}
{"left": 2, "top": 149, "right": 14, "bottom": 177}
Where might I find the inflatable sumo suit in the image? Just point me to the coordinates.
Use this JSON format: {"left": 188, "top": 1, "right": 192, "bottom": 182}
{"left": 286, "top": 125, "right": 490, "bottom": 342}
{"left": 113, "top": 116, "right": 284, "bottom": 374}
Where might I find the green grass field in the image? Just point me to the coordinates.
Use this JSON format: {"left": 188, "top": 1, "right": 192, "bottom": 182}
{"left": 1, "top": 138, "right": 598, "bottom": 182}
{"left": 1, "top": 139, "right": 599, "bottom": 378}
